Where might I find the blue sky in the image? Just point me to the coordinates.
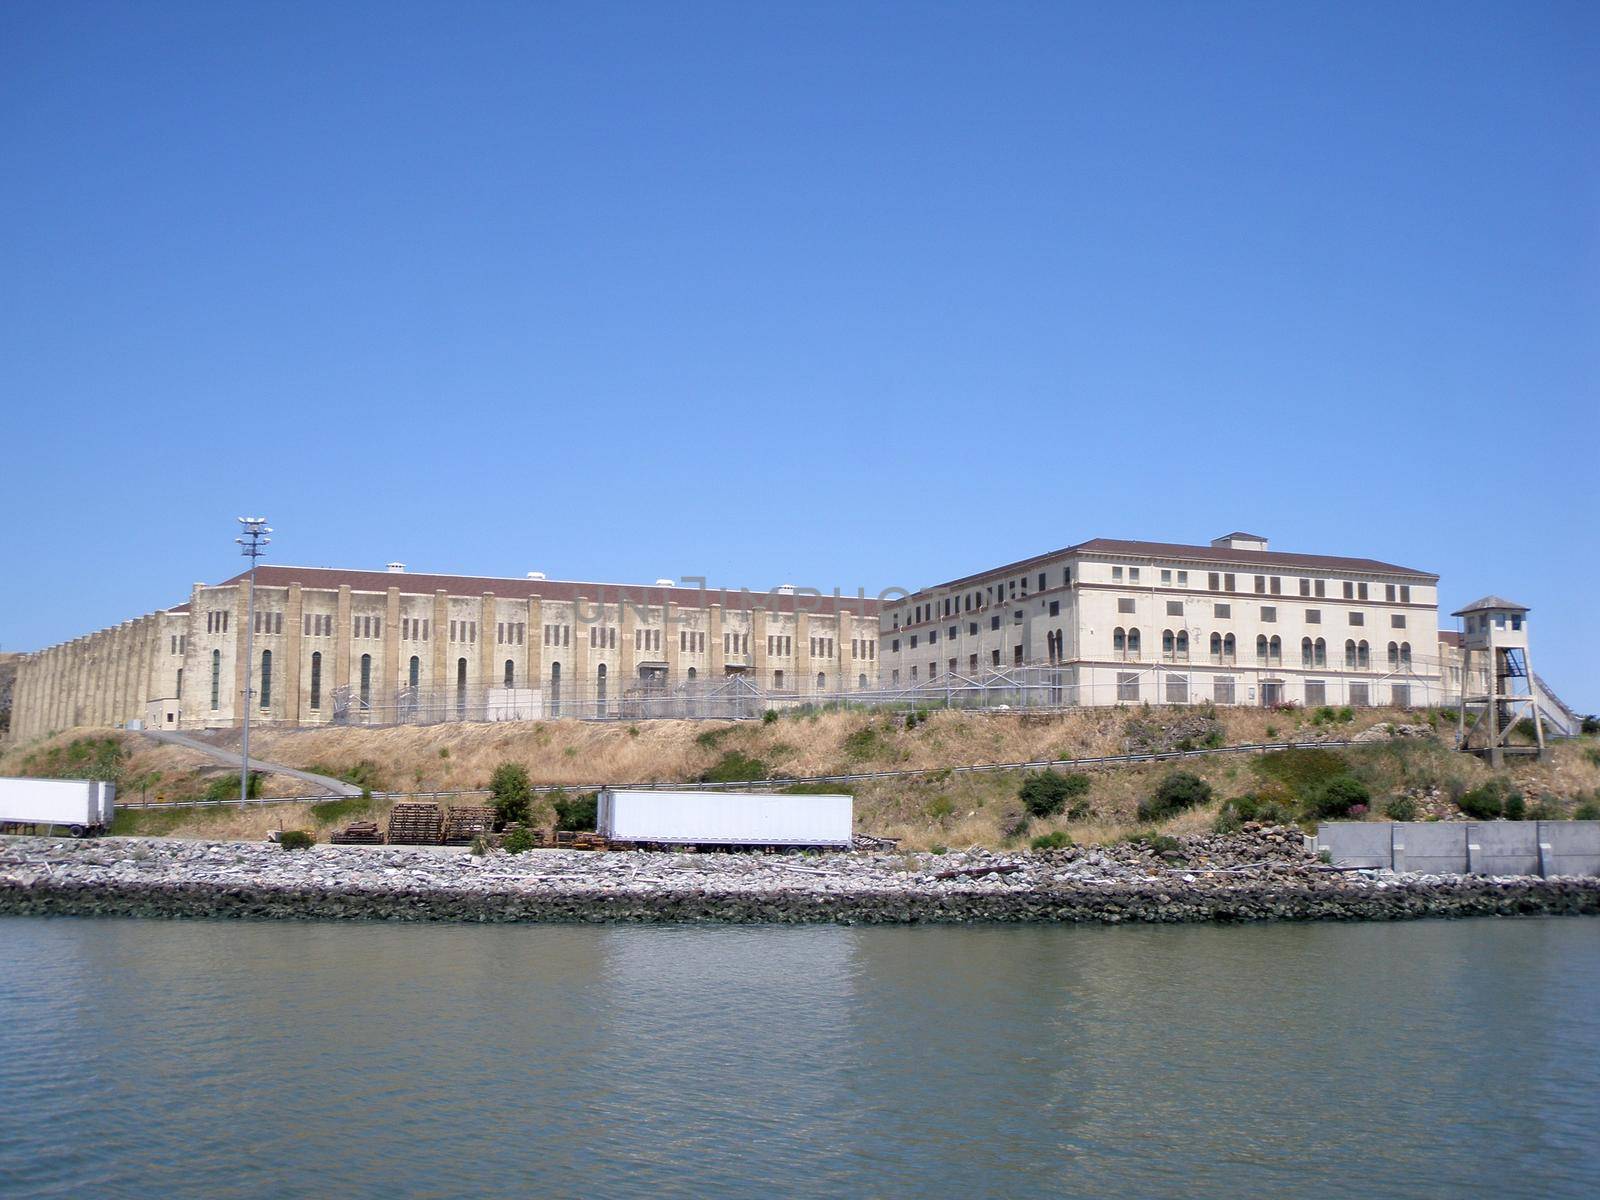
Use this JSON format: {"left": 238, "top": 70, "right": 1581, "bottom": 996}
{"left": 2, "top": 1, "right": 1596, "bottom": 709}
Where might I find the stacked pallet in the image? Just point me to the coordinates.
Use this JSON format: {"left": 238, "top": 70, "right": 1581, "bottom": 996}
{"left": 386, "top": 802, "right": 444, "bottom": 845}
{"left": 442, "top": 806, "right": 497, "bottom": 845}
{"left": 330, "top": 820, "right": 383, "bottom": 845}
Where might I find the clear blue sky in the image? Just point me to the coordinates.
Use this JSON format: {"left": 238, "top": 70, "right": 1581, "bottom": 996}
{"left": 2, "top": 2, "right": 1596, "bottom": 710}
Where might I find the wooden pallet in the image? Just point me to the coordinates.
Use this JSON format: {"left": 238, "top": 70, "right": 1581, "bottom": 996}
{"left": 386, "top": 802, "right": 443, "bottom": 845}
{"left": 330, "top": 820, "right": 384, "bottom": 845}
{"left": 442, "top": 805, "right": 497, "bottom": 845}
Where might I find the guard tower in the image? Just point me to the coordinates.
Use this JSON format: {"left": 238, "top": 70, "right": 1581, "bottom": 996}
{"left": 1452, "top": 596, "right": 1545, "bottom": 765}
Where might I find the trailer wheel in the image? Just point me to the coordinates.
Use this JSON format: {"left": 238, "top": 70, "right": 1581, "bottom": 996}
{"left": 68, "top": 824, "right": 87, "bottom": 838}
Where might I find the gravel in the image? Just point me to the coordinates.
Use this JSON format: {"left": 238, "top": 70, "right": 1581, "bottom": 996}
{"left": 3, "top": 826, "right": 1597, "bottom": 924}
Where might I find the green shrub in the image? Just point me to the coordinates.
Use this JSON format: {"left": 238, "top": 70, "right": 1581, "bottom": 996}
{"left": 695, "top": 727, "right": 732, "bottom": 749}
{"left": 1254, "top": 747, "right": 1350, "bottom": 798}
{"left": 1581, "top": 715, "right": 1599, "bottom": 735}
{"left": 700, "top": 751, "right": 769, "bottom": 783}
{"left": 843, "top": 725, "right": 887, "bottom": 761}
{"left": 762, "top": 709, "right": 779, "bottom": 725}
{"left": 1528, "top": 798, "right": 1561, "bottom": 821}
{"left": 1137, "top": 772, "right": 1213, "bottom": 823}
{"left": 204, "top": 771, "right": 262, "bottom": 802}
{"left": 309, "top": 794, "right": 373, "bottom": 824}
{"left": 1031, "top": 830, "right": 1074, "bottom": 851}
{"left": 1458, "top": 780, "right": 1523, "bottom": 821}
{"left": 904, "top": 708, "right": 930, "bottom": 730}
{"left": 927, "top": 795, "right": 956, "bottom": 822}
{"left": 278, "top": 830, "right": 314, "bottom": 850}
{"left": 1575, "top": 800, "right": 1600, "bottom": 821}
{"left": 1018, "top": 770, "right": 1092, "bottom": 819}
{"left": 1303, "top": 775, "right": 1371, "bottom": 819}
{"left": 307, "top": 759, "right": 386, "bottom": 792}
{"left": 489, "top": 762, "right": 533, "bottom": 826}
{"left": 1124, "top": 831, "right": 1183, "bottom": 857}
{"left": 1382, "top": 796, "right": 1418, "bottom": 822}
{"left": 1583, "top": 747, "right": 1600, "bottom": 767}
{"left": 553, "top": 791, "right": 599, "bottom": 832}
{"left": 929, "top": 842, "right": 948, "bottom": 855}
{"left": 439, "top": 747, "right": 450, "bottom": 759}
{"left": 500, "top": 826, "right": 538, "bottom": 854}
{"left": 1503, "top": 791, "right": 1527, "bottom": 821}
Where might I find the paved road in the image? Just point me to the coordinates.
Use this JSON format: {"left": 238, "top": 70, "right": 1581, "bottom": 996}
{"left": 139, "top": 729, "right": 362, "bottom": 797}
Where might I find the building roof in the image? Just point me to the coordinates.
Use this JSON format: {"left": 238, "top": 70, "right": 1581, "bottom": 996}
{"left": 1437, "top": 630, "right": 1463, "bottom": 647}
{"left": 213, "top": 565, "right": 879, "bottom": 616}
{"left": 915, "top": 536, "right": 1437, "bottom": 597}
{"left": 1217, "top": 531, "right": 1269, "bottom": 540}
{"left": 1451, "top": 594, "right": 1529, "bottom": 616}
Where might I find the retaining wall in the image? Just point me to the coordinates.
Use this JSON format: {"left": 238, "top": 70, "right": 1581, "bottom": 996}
{"left": 1315, "top": 821, "right": 1600, "bottom": 877}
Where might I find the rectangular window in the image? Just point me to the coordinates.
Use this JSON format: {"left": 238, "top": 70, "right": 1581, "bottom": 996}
{"left": 1112, "top": 566, "right": 1123, "bottom": 581}
{"left": 422, "top": 619, "right": 429, "bottom": 641}
{"left": 1037, "top": 572, "right": 1046, "bottom": 591}
{"left": 1177, "top": 571, "right": 1187, "bottom": 585}
{"left": 1391, "top": 614, "right": 1406, "bottom": 629}
{"left": 1049, "top": 601, "right": 1060, "bottom": 617}
{"left": 1166, "top": 601, "right": 1182, "bottom": 617}
{"left": 1117, "top": 672, "right": 1140, "bottom": 702}
{"left": 1315, "top": 580, "right": 1325, "bottom": 598}
{"left": 1400, "top": 585, "right": 1411, "bottom": 603}
{"left": 969, "top": 622, "right": 978, "bottom": 635}
{"left": 891, "top": 639, "right": 900, "bottom": 653}
{"left": 990, "top": 615, "right": 1001, "bottom": 630}
{"left": 991, "top": 649, "right": 1001, "bottom": 666}
{"left": 1165, "top": 674, "right": 1188, "bottom": 704}
{"left": 1117, "top": 598, "right": 1136, "bottom": 614}
{"left": 1349, "top": 612, "right": 1365, "bottom": 626}
{"left": 1299, "top": 578, "right": 1311, "bottom": 597}
{"left": 929, "top": 629, "right": 938, "bottom": 644}
{"left": 452, "top": 620, "right": 459, "bottom": 642}
{"left": 1208, "top": 572, "right": 1220, "bottom": 590}
{"left": 1391, "top": 684, "right": 1410, "bottom": 708}
{"left": 1261, "top": 606, "right": 1276, "bottom": 622}
{"left": 1306, "top": 609, "right": 1321, "bottom": 624}
{"left": 1129, "top": 568, "right": 1140, "bottom": 583}
{"left": 1224, "top": 574, "right": 1236, "bottom": 592}
{"left": 1358, "top": 582, "right": 1369, "bottom": 601}
{"left": 1161, "top": 569, "right": 1172, "bottom": 585}
{"left": 1349, "top": 683, "right": 1370, "bottom": 707}
{"left": 1254, "top": 576, "right": 1266, "bottom": 594}
{"left": 1305, "top": 680, "right": 1326, "bottom": 707}
{"left": 1385, "top": 584, "right": 1396, "bottom": 602}
{"left": 1343, "top": 581, "right": 1354, "bottom": 599}
{"left": 1213, "top": 603, "right": 1230, "bottom": 618}
{"left": 1270, "top": 577, "right": 1281, "bottom": 596}
{"left": 1214, "top": 676, "right": 1235, "bottom": 705}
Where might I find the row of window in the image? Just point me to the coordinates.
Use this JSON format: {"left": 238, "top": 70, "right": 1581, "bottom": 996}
{"left": 497, "top": 622, "right": 526, "bottom": 646}
{"left": 254, "top": 611, "right": 283, "bottom": 635}
{"left": 850, "top": 639, "right": 876, "bottom": 659}
{"left": 544, "top": 623, "right": 569, "bottom": 647}
{"left": 168, "top": 635, "right": 187, "bottom": 655}
{"left": 898, "top": 568, "right": 1073, "bottom": 629}
{"left": 205, "top": 610, "right": 230, "bottom": 634}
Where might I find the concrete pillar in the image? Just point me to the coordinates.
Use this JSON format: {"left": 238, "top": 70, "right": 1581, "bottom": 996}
{"left": 836, "top": 610, "right": 852, "bottom": 690}
{"left": 664, "top": 600, "right": 680, "bottom": 684}
{"left": 753, "top": 608, "right": 769, "bottom": 689}
{"left": 479, "top": 593, "right": 496, "bottom": 700}
{"left": 568, "top": 596, "right": 589, "bottom": 713}
{"left": 335, "top": 585, "right": 353, "bottom": 697}
{"left": 285, "top": 584, "right": 305, "bottom": 725}
{"left": 386, "top": 586, "right": 402, "bottom": 701}
{"left": 709, "top": 604, "right": 725, "bottom": 677}
{"left": 621, "top": 599, "right": 638, "bottom": 689}
{"left": 431, "top": 591, "right": 449, "bottom": 705}
{"left": 796, "top": 611, "right": 813, "bottom": 694}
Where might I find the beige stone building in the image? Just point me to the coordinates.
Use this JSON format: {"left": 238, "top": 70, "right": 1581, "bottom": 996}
{"left": 10, "top": 565, "right": 880, "bottom": 737}
{"left": 879, "top": 532, "right": 1450, "bottom": 709}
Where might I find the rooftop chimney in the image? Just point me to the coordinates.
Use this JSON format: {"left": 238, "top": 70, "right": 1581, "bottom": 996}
{"left": 386, "top": 562, "right": 406, "bottom": 573}
{"left": 1210, "top": 532, "right": 1269, "bottom": 552}
{"left": 526, "top": 571, "right": 546, "bottom": 580}
{"left": 655, "top": 578, "right": 675, "bottom": 587}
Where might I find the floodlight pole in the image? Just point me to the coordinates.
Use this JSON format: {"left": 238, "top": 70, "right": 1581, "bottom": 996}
{"left": 235, "top": 517, "right": 272, "bottom": 804}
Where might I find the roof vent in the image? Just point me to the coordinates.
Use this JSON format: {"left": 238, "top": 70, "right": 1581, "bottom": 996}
{"left": 655, "top": 578, "right": 675, "bottom": 587}
{"left": 775, "top": 583, "right": 797, "bottom": 595}
{"left": 386, "top": 562, "right": 406, "bottom": 573}
{"left": 526, "top": 571, "right": 546, "bottom": 580}
{"left": 1210, "top": 532, "right": 1269, "bottom": 552}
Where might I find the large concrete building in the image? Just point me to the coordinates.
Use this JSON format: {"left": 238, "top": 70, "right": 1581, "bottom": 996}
{"left": 8, "top": 566, "right": 880, "bottom": 738}
{"left": 879, "top": 532, "right": 1447, "bottom": 709}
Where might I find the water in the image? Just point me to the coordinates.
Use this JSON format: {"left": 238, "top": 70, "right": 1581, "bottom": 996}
{"left": 1, "top": 917, "right": 1597, "bottom": 1199}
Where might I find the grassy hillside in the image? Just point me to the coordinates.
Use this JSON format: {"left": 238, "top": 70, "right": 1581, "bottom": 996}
{"left": 4, "top": 706, "right": 1594, "bottom": 849}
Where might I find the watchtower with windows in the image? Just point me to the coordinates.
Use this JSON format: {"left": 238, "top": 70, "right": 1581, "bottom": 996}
{"left": 1452, "top": 596, "right": 1544, "bottom": 765}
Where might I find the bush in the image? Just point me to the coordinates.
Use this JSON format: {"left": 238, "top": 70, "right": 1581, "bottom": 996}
{"left": 1018, "top": 770, "right": 1092, "bottom": 819}
{"left": 489, "top": 762, "right": 533, "bottom": 827}
{"left": 1030, "top": 831, "right": 1074, "bottom": 851}
{"left": 1575, "top": 800, "right": 1600, "bottom": 821}
{"left": 1458, "top": 780, "right": 1523, "bottom": 821}
{"left": 1383, "top": 796, "right": 1418, "bottom": 822}
{"left": 1581, "top": 715, "right": 1599, "bottom": 735}
{"left": 1137, "top": 772, "right": 1213, "bottom": 823}
{"left": 904, "top": 708, "right": 931, "bottom": 730}
{"left": 204, "top": 771, "right": 262, "bottom": 802}
{"left": 1303, "top": 775, "right": 1371, "bottom": 819}
{"left": 1124, "top": 831, "right": 1183, "bottom": 857}
{"left": 553, "top": 791, "right": 598, "bottom": 832}
{"left": 1503, "top": 791, "right": 1527, "bottom": 821}
{"left": 500, "top": 826, "right": 538, "bottom": 854}
{"left": 278, "top": 830, "right": 314, "bottom": 850}
{"left": 700, "top": 751, "right": 769, "bottom": 783}
{"left": 762, "top": 709, "right": 779, "bottom": 725}
{"left": 1254, "top": 748, "right": 1349, "bottom": 798}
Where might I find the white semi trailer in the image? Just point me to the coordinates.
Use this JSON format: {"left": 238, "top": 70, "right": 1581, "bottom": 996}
{"left": 0, "top": 777, "right": 116, "bottom": 836}
{"left": 597, "top": 788, "right": 853, "bottom": 850}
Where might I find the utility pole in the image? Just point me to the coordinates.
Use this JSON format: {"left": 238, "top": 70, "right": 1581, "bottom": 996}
{"left": 236, "top": 517, "right": 271, "bottom": 804}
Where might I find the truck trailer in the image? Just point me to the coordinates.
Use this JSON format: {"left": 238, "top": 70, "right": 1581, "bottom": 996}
{"left": 0, "top": 777, "right": 116, "bottom": 837}
{"left": 597, "top": 788, "right": 853, "bottom": 850}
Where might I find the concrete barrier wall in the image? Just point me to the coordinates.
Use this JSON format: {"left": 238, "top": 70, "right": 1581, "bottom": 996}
{"left": 1316, "top": 822, "right": 1600, "bottom": 877}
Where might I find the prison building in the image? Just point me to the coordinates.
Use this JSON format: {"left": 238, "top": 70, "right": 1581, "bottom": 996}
{"left": 878, "top": 532, "right": 1449, "bottom": 709}
{"left": 10, "top": 565, "right": 881, "bottom": 737}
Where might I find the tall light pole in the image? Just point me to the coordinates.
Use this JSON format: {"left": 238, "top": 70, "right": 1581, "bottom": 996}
{"left": 236, "top": 517, "right": 271, "bottom": 804}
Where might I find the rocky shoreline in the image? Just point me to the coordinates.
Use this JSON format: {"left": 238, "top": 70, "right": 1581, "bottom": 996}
{"left": 3, "top": 829, "right": 1598, "bottom": 925}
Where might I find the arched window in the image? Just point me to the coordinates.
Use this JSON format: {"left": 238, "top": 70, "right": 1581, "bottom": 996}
{"left": 457, "top": 658, "right": 468, "bottom": 717}
{"left": 1223, "top": 633, "right": 1236, "bottom": 662}
{"left": 1162, "top": 629, "right": 1175, "bottom": 658}
{"left": 1269, "top": 636, "right": 1281, "bottom": 663}
{"left": 549, "top": 661, "right": 560, "bottom": 717}
{"left": 1387, "top": 642, "right": 1399, "bottom": 669}
{"left": 858, "top": 673, "right": 868, "bottom": 689}
{"left": 1301, "top": 637, "right": 1314, "bottom": 667}
{"left": 1345, "top": 640, "right": 1358, "bottom": 669}
{"left": 1210, "top": 632, "right": 1222, "bottom": 662}
{"left": 1400, "top": 641, "right": 1411, "bottom": 667}
{"left": 1314, "top": 638, "right": 1326, "bottom": 667}
{"left": 1114, "top": 627, "right": 1126, "bottom": 657}
{"left": 1358, "top": 640, "right": 1370, "bottom": 669}
{"left": 687, "top": 666, "right": 697, "bottom": 682}
{"left": 210, "top": 649, "right": 221, "bottom": 710}
{"left": 1175, "top": 630, "right": 1188, "bottom": 659}
{"left": 1256, "top": 634, "right": 1269, "bottom": 663}
{"left": 504, "top": 659, "right": 515, "bottom": 688}
{"left": 596, "top": 662, "right": 607, "bottom": 716}
{"left": 1127, "top": 628, "right": 1141, "bottom": 658}
{"left": 409, "top": 655, "right": 420, "bottom": 688}
{"left": 359, "top": 653, "right": 372, "bottom": 710}
{"left": 310, "top": 651, "right": 322, "bottom": 711}
{"left": 816, "top": 672, "right": 825, "bottom": 690}
{"left": 260, "top": 650, "right": 272, "bottom": 710}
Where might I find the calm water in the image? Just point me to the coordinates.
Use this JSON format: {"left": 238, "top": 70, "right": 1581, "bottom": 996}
{"left": 1, "top": 917, "right": 1597, "bottom": 1199}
